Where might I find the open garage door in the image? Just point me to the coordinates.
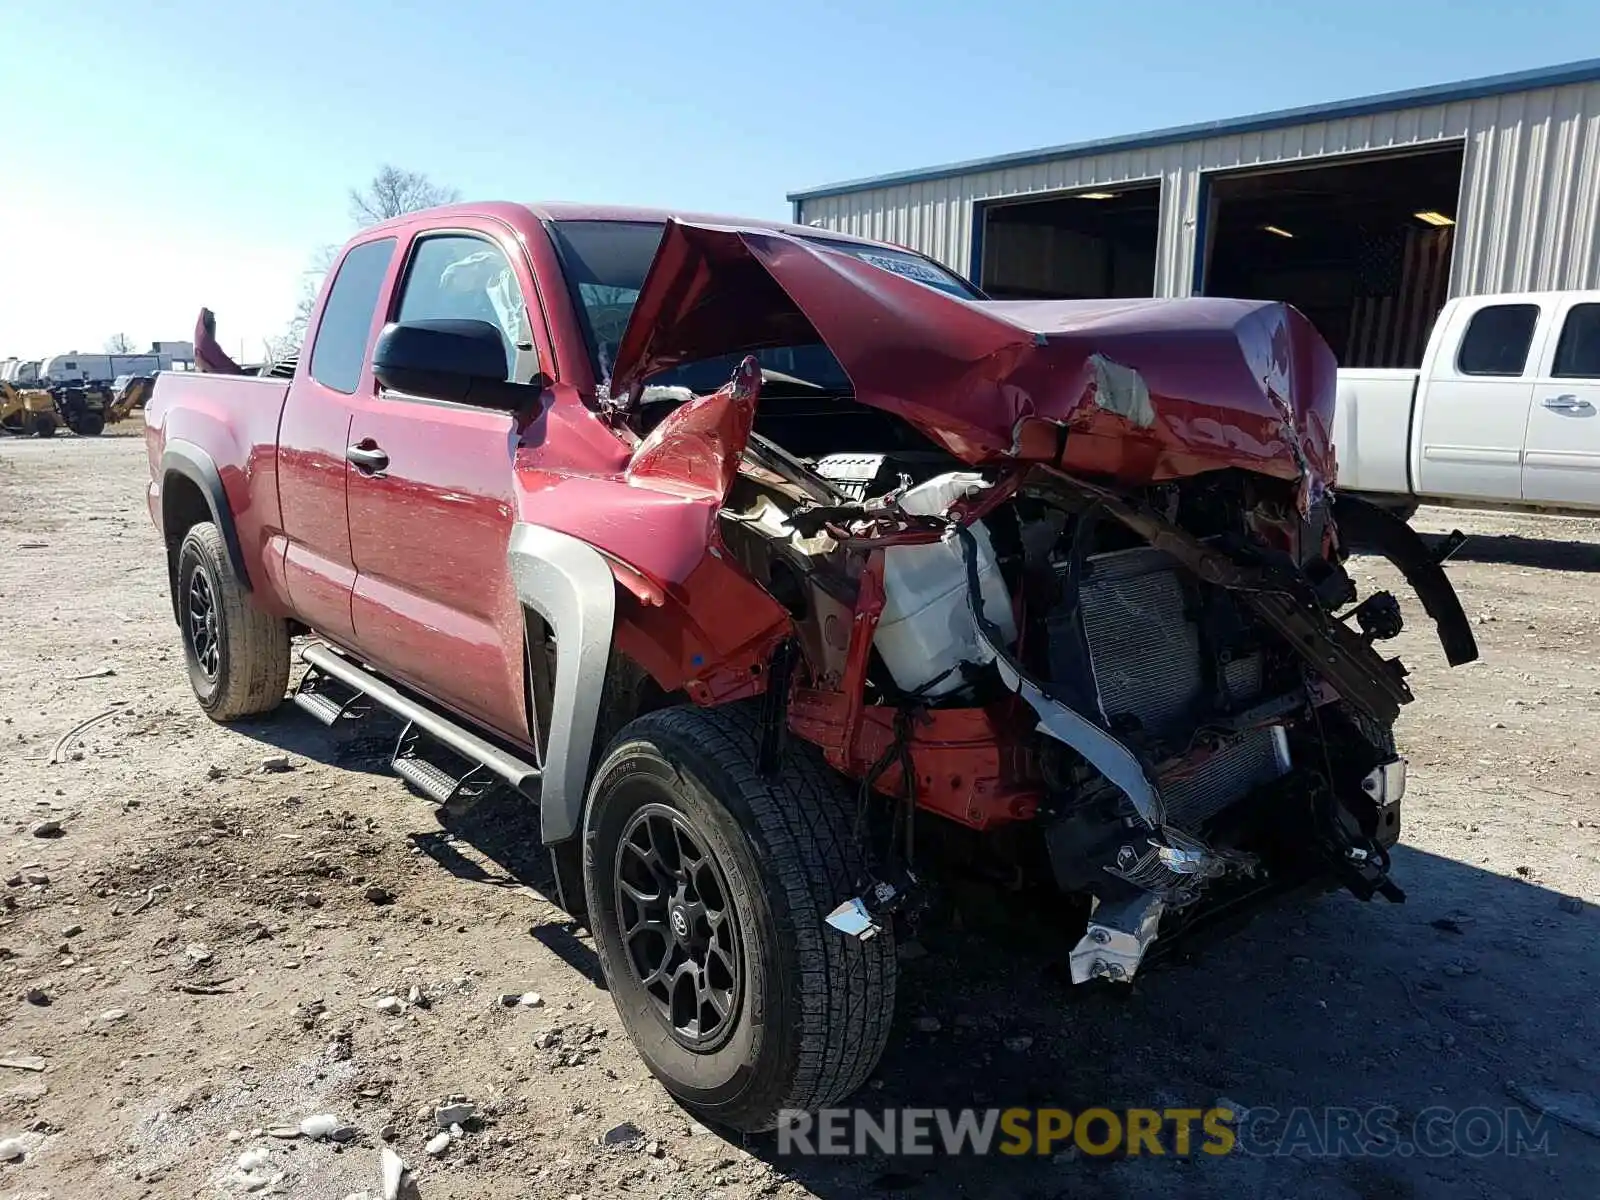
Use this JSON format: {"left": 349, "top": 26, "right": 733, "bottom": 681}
{"left": 978, "top": 183, "right": 1160, "bottom": 300}
{"left": 1199, "top": 145, "right": 1464, "bottom": 367}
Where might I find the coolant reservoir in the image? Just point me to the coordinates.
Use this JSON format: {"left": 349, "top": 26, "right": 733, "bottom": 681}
{"left": 873, "top": 473, "right": 1017, "bottom": 697}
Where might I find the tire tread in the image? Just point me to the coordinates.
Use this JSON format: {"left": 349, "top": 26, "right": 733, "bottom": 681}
{"left": 180, "top": 523, "right": 289, "bottom": 722}
{"left": 602, "top": 703, "right": 896, "bottom": 1128}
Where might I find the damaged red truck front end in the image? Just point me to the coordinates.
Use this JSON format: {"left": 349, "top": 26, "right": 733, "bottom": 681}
{"left": 600, "top": 219, "right": 1476, "bottom": 984}
{"left": 147, "top": 204, "right": 1481, "bottom": 1132}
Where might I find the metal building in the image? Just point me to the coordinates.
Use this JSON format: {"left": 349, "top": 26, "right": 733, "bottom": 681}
{"left": 789, "top": 59, "right": 1600, "bottom": 368}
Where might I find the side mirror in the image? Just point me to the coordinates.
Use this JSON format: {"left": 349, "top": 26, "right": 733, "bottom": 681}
{"left": 372, "top": 319, "right": 547, "bottom": 412}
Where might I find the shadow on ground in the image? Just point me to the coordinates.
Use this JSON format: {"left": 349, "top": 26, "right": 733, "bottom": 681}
{"left": 725, "top": 848, "right": 1598, "bottom": 1200}
{"left": 1421, "top": 530, "right": 1600, "bottom": 573}
{"left": 233, "top": 698, "right": 1597, "bottom": 1200}
{"left": 229, "top": 695, "right": 605, "bottom": 984}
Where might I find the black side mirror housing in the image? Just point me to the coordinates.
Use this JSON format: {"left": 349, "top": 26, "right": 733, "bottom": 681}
{"left": 372, "top": 319, "right": 547, "bottom": 412}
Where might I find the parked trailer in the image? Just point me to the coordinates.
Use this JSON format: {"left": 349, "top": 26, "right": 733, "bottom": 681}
{"left": 38, "top": 346, "right": 195, "bottom": 384}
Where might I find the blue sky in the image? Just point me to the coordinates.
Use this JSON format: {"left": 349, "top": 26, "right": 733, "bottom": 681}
{"left": 1, "top": 0, "right": 1593, "bottom": 359}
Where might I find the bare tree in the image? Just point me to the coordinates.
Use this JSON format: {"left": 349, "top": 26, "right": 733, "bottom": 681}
{"left": 274, "top": 168, "right": 457, "bottom": 356}
{"left": 349, "top": 166, "right": 459, "bottom": 227}
{"left": 262, "top": 334, "right": 299, "bottom": 367}
{"left": 105, "top": 332, "right": 135, "bottom": 354}
{"left": 285, "top": 243, "right": 340, "bottom": 350}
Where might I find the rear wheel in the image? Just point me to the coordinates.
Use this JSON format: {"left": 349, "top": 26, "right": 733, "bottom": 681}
{"left": 75, "top": 411, "right": 105, "bottom": 436}
{"left": 584, "top": 703, "right": 896, "bottom": 1133}
{"left": 176, "top": 523, "right": 290, "bottom": 721}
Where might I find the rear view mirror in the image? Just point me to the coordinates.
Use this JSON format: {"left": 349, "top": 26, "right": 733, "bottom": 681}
{"left": 372, "top": 319, "right": 546, "bottom": 412}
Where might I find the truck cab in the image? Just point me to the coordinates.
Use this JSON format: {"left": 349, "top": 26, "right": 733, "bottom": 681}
{"left": 1334, "top": 290, "right": 1600, "bottom": 513}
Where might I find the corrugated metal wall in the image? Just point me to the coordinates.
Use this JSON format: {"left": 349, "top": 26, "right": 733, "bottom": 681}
{"left": 796, "top": 81, "right": 1600, "bottom": 299}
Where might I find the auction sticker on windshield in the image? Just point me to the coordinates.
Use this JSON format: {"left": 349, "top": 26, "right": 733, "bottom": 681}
{"left": 856, "top": 252, "right": 960, "bottom": 289}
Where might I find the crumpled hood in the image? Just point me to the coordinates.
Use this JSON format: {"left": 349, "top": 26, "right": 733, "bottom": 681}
{"left": 609, "top": 220, "right": 1338, "bottom": 491}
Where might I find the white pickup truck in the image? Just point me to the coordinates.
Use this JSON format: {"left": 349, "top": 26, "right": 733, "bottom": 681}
{"left": 1334, "top": 290, "right": 1600, "bottom": 517}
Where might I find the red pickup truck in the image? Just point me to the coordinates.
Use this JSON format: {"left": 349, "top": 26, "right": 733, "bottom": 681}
{"left": 145, "top": 201, "right": 1476, "bottom": 1132}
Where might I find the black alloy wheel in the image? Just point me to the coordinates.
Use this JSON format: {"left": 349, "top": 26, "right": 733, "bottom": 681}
{"left": 614, "top": 801, "right": 742, "bottom": 1050}
{"left": 584, "top": 703, "right": 897, "bottom": 1133}
{"left": 185, "top": 562, "right": 221, "bottom": 680}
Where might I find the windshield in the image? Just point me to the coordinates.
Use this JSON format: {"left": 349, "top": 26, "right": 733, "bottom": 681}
{"left": 547, "top": 219, "right": 980, "bottom": 393}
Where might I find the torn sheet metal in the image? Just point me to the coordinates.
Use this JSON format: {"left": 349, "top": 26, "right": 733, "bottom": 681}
{"left": 607, "top": 220, "right": 1337, "bottom": 492}
{"left": 625, "top": 354, "right": 761, "bottom": 500}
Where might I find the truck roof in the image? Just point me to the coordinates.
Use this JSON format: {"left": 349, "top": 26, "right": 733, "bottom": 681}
{"left": 361, "top": 200, "right": 887, "bottom": 248}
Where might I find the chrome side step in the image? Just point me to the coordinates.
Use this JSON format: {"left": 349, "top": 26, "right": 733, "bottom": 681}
{"left": 298, "top": 643, "right": 541, "bottom": 796}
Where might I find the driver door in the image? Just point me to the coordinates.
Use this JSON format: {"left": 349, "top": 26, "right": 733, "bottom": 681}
{"left": 345, "top": 223, "right": 550, "bottom": 737}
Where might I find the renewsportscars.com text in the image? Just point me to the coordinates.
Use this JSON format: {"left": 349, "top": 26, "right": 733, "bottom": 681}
{"left": 776, "top": 1106, "right": 1556, "bottom": 1159}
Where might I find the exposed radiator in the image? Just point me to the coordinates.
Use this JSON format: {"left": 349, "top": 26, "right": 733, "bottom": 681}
{"left": 1073, "top": 546, "right": 1289, "bottom": 830}
{"left": 1159, "top": 726, "right": 1290, "bottom": 829}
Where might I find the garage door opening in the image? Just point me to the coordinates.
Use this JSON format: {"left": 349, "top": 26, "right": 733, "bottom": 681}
{"left": 1200, "top": 145, "right": 1464, "bottom": 367}
{"left": 978, "top": 184, "right": 1160, "bottom": 300}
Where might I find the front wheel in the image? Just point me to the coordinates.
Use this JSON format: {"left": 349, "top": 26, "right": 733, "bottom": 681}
{"left": 584, "top": 703, "right": 896, "bottom": 1133}
{"left": 75, "top": 411, "right": 105, "bottom": 436}
{"left": 176, "top": 523, "right": 290, "bottom": 721}
{"left": 32, "top": 416, "right": 55, "bottom": 438}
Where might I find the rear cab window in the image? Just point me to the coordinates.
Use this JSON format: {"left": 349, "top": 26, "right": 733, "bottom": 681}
{"left": 1455, "top": 303, "right": 1540, "bottom": 377}
{"left": 310, "top": 238, "right": 397, "bottom": 394}
{"left": 1552, "top": 304, "right": 1600, "bottom": 379}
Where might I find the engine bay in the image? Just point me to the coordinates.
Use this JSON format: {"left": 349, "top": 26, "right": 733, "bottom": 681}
{"left": 628, "top": 364, "right": 1472, "bottom": 984}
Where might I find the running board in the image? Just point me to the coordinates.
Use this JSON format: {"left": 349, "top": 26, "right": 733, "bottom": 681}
{"left": 298, "top": 643, "right": 541, "bottom": 796}
{"left": 392, "top": 723, "right": 500, "bottom": 806}
{"left": 293, "top": 666, "right": 372, "bottom": 727}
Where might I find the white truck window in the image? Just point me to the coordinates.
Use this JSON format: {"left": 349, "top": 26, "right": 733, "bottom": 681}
{"left": 1552, "top": 304, "right": 1600, "bottom": 379}
{"left": 1456, "top": 304, "right": 1539, "bottom": 377}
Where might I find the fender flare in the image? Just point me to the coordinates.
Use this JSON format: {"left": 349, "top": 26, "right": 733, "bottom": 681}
{"left": 161, "top": 441, "right": 252, "bottom": 595}
{"left": 507, "top": 523, "right": 616, "bottom": 845}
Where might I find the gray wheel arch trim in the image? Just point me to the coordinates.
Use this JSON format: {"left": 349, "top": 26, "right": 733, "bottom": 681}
{"left": 161, "top": 441, "right": 252, "bottom": 607}
{"left": 508, "top": 523, "right": 616, "bottom": 845}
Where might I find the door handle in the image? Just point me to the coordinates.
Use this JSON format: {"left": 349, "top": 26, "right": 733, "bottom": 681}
{"left": 1542, "top": 394, "right": 1590, "bottom": 411}
{"left": 346, "top": 442, "right": 390, "bottom": 473}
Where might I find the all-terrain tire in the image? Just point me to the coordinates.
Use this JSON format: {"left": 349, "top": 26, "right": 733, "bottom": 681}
{"left": 176, "top": 523, "right": 290, "bottom": 721}
{"left": 76, "top": 411, "right": 105, "bottom": 436}
{"left": 584, "top": 703, "right": 896, "bottom": 1133}
{"left": 33, "top": 416, "right": 55, "bottom": 438}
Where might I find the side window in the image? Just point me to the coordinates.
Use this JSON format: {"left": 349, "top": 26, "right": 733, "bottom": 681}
{"left": 310, "top": 238, "right": 397, "bottom": 394}
{"left": 1456, "top": 304, "right": 1539, "bottom": 378}
{"left": 395, "top": 235, "right": 533, "bottom": 381}
{"left": 1552, "top": 304, "right": 1600, "bottom": 380}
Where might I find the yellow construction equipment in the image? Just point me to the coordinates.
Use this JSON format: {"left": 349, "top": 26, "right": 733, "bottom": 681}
{"left": 0, "top": 381, "right": 61, "bottom": 437}
{"left": 108, "top": 375, "right": 154, "bottom": 422}
{"left": 1, "top": 375, "right": 154, "bottom": 437}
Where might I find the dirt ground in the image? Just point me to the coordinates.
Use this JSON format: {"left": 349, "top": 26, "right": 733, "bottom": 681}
{"left": 0, "top": 430, "right": 1596, "bottom": 1200}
